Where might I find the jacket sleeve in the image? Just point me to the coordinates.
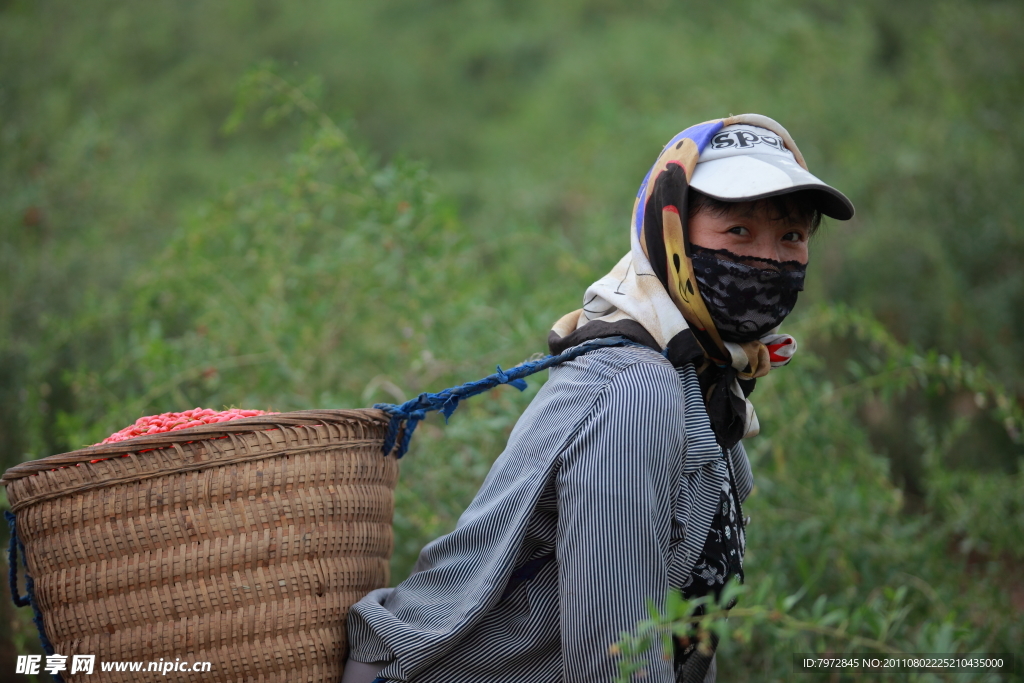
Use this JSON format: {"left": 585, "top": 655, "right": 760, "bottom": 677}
{"left": 556, "top": 359, "right": 686, "bottom": 683}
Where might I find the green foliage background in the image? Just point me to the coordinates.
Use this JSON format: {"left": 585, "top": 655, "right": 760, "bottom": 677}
{"left": 1, "top": 0, "right": 1021, "bottom": 680}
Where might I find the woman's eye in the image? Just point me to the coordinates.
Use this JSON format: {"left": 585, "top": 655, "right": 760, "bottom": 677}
{"left": 782, "top": 231, "right": 805, "bottom": 242}
{"left": 727, "top": 226, "right": 749, "bottom": 236}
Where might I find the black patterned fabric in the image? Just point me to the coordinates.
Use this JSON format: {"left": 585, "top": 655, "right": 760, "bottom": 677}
{"left": 674, "top": 457, "right": 747, "bottom": 682}
{"left": 690, "top": 245, "right": 806, "bottom": 343}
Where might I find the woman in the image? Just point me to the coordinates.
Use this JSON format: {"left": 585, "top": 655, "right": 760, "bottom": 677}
{"left": 344, "top": 114, "right": 854, "bottom": 682}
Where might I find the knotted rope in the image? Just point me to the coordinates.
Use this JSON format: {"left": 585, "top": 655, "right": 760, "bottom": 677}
{"left": 375, "top": 336, "right": 647, "bottom": 458}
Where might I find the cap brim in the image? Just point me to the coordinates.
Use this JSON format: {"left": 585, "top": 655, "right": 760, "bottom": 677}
{"left": 690, "top": 154, "right": 855, "bottom": 220}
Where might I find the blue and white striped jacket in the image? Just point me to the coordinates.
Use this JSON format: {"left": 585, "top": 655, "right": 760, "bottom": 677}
{"left": 347, "top": 343, "right": 753, "bottom": 682}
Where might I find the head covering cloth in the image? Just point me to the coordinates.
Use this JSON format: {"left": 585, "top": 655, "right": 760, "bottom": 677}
{"left": 549, "top": 114, "right": 806, "bottom": 448}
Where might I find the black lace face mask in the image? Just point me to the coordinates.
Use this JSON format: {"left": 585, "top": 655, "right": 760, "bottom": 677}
{"left": 690, "top": 245, "right": 806, "bottom": 343}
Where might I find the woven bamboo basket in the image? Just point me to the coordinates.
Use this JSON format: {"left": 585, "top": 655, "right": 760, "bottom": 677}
{"left": 1, "top": 409, "right": 400, "bottom": 683}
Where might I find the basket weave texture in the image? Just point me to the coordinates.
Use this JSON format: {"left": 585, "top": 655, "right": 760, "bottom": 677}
{"left": 1, "top": 409, "right": 400, "bottom": 683}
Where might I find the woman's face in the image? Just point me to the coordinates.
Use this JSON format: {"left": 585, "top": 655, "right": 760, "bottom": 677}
{"left": 688, "top": 200, "right": 810, "bottom": 264}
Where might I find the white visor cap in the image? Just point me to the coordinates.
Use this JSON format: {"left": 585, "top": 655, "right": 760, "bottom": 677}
{"left": 689, "top": 124, "right": 855, "bottom": 220}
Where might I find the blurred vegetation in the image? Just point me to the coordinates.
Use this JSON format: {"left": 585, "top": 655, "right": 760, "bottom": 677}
{"left": 1, "top": 0, "right": 1022, "bottom": 681}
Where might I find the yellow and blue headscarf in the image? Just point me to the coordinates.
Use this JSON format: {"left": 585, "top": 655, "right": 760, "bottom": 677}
{"left": 550, "top": 114, "right": 805, "bottom": 448}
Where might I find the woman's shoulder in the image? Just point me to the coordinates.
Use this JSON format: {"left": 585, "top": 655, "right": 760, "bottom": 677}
{"left": 505, "top": 342, "right": 698, "bottom": 462}
{"left": 549, "top": 341, "right": 677, "bottom": 387}
{"left": 541, "top": 342, "right": 688, "bottom": 423}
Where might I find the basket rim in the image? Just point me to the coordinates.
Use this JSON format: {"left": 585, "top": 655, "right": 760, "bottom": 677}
{"left": 1, "top": 408, "right": 391, "bottom": 484}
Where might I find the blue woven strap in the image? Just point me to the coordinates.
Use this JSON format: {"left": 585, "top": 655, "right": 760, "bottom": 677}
{"left": 6, "top": 510, "right": 58, "bottom": 671}
{"left": 6, "top": 511, "right": 30, "bottom": 609}
{"left": 374, "top": 336, "right": 647, "bottom": 458}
